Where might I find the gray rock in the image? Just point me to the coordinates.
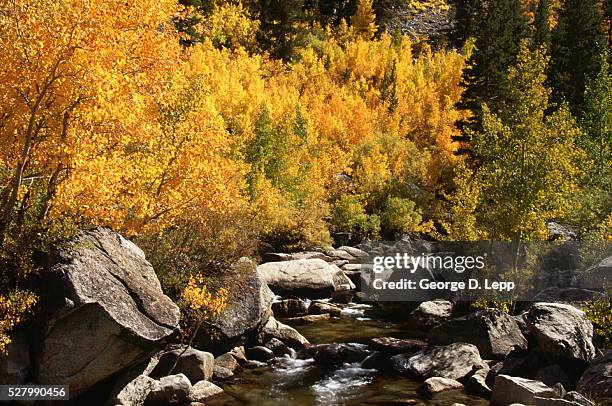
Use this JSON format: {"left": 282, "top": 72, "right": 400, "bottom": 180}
{"left": 577, "top": 350, "right": 612, "bottom": 402}
{"left": 212, "top": 365, "right": 233, "bottom": 380}
{"left": 112, "top": 375, "right": 156, "bottom": 406}
{"left": 563, "top": 391, "right": 595, "bottom": 406}
{"left": 246, "top": 346, "right": 275, "bottom": 362}
{"left": 187, "top": 380, "right": 223, "bottom": 402}
{"left": 272, "top": 299, "right": 308, "bottom": 318}
{"left": 491, "top": 375, "right": 558, "bottom": 406}
{"left": 283, "top": 314, "right": 331, "bottom": 324}
{"left": 465, "top": 366, "right": 492, "bottom": 398}
{"left": 390, "top": 343, "right": 485, "bottom": 381}
{"left": 261, "top": 252, "right": 332, "bottom": 263}
{"left": 150, "top": 347, "right": 214, "bottom": 383}
{"left": 229, "top": 346, "right": 247, "bottom": 365}
{"left": 258, "top": 259, "right": 353, "bottom": 298}
{"left": 325, "top": 249, "right": 354, "bottom": 261}
{"left": 37, "top": 228, "right": 179, "bottom": 395}
{"left": 408, "top": 300, "right": 453, "bottom": 330}
{"left": 265, "top": 338, "right": 291, "bottom": 357}
{"left": 534, "top": 397, "right": 590, "bottom": 406}
{"left": 573, "top": 256, "right": 612, "bottom": 290}
{"left": 430, "top": 309, "right": 527, "bottom": 359}
{"left": 311, "top": 343, "right": 370, "bottom": 366}
{"left": 525, "top": 303, "right": 595, "bottom": 364}
{"left": 145, "top": 374, "right": 191, "bottom": 406}
{"left": 419, "top": 377, "right": 464, "bottom": 396}
{"left": 196, "top": 258, "right": 275, "bottom": 354}
{"left": 337, "top": 246, "right": 369, "bottom": 258}
{"left": 0, "top": 330, "right": 30, "bottom": 384}
{"left": 257, "top": 316, "right": 310, "bottom": 350}
{"left": 308, "top": 301, "right": 343, "bottom": 317}
{"left": 546, "top": 222, "right": 577, "bottom": 241}
{"left": 214, "top": 353, "right": 239, "bottom": 372}
{"left": 369, "top": 337, "right": 426, "bottom": 355}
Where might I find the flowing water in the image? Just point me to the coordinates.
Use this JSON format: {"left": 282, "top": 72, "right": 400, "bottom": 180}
{"left": 207, "top": 303, "right": 489, "bottom": 406}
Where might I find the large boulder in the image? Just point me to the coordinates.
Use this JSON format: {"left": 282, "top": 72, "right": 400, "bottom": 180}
{"left": 577, "top": 350, "right": 612, "bottom": 402}
{"left": 430, "top": 309, "right": 527, "bottom": 359}
{"left": 195, "top": 258, "right": 275, "bottom": 354}
{"left": 408, "top": 300, "right": 454, "bottom": 330}
{"left": 524, "top": 303, "right": 595, "bottom": 364}
{"left": 111, "top": 374, "right": 157, "bottom": 406}
{"left": 37, "top": 228, "right": 180, "bottom": 395}
{"left": 390, "top": 343, "right": 485, "bottom": 381}
{"left": 257, "top": 259, "right": 354, "bottom": 298}
{"left": 491, "top": 375, "right": 558, "bottom": 406}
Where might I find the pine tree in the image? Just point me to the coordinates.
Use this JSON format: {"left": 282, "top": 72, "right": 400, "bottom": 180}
{"left": 457, "top": 0, "right": 529, "bottom": 134}
{"left": 452, "top": 0, "right": 483, "bottom": 44}
{"left": 533, "top": 0, "right": 551, "bottom": 49}
{"left": 351, "top": 0, "right": 377, "bottom": 39}
{"left": 550, "top": 0, "right": 606, "bottom": 115}
{"left": 256, "top": 0, "right": 306, "bottom": 60}
{"left": 474, "top": 43, "right": 581, "bottom": 240}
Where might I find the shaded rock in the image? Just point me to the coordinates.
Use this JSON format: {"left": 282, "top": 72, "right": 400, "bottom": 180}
{"left": 229, "top": 346, "right": 248, "bottom": 365}
{"left": 430, "top": 308, "right": 527, "bottom": 359}
{"left": 563, "top": 391, "right": 595, "bottom": 406}
{"left": 573, "top": 256, "right": 612, "bottom": 290}
{"left": 390, "top": 343, "right": 485, "bottom": 381}
{"left": 283, "top": 314, "right": 331, "bottom": 324}
{"left": 246, "top": 346, "right": 275, "bottom": 362}
{"left": 0, "top": 330, "right": 30, "bottom": 385}
{"left": 150, "top": 347, "right": 214, "bottom": 383}
{"left": 418, "top": 377, "right": 463, "bottom": 396}
{"left": 261, "top": 252, "right": 332, "bottom": 263}
{"left": 37, "top": 228, "right": 180, "bottom": 395}
{"left": 534, "top": 396, "right": 592, "bottom": 406}
{"left": 257, "top": 316, "right": 310, "bottom": 350}
{"left": 369, "top": 337, "right": 426, "bottom": 355}
{"left": 361, "top": 351, "right": 391, "bottom": 371}
{"left": 465, "top": 366, "right": 492, "bottom": 398}
{"left": 577, "top": 350, "right": 612, "bottom": 402}
{"left": 144, "top": 374, "right": 191, "bottom": 406}
{"left": 407, "top": 300, "right": 453, "bottom": 330}
{"left": 311, "top": 343, "right": 370, "bottom": 366}
{"left": 536, "top": 364, "right": 573, "bottom": 391}
{"left": 212, "top": 365, "right": 233, "bottom": 380}
{"left": 112, "top": 374, "right": 156, "bottom": 406}
{"left": 272, "top": 299, "right": 308, "bottom": 318}
{"left": 525, "top": 303, "right": 595, "bottom": 364}
{"left": 308, "top": 301, "right": 343, "bottom": 317}
{"left": 258, "top": 259, "right": 353, "bottom": 298}
{"left": 265, "top": 338, "right": 292, "bottom": 357}
{"left": 214, "top": 353, "right": 239, "bottom": 373}
{"left": 491, "top": 375, "right": 558, "bottom": 406}
{"left": 490, "top": 357, "right": 528, "bottom": 377}
{"left": 196, "top": 258, "right": 275, "bottom": 354}
{"left": 187, "top": 380, "right": 223, "bottom": 402}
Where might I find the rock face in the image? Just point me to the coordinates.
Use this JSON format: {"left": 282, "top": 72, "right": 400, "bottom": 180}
{"left": 112, "top": 375, "right": 157, "bottom": 406}
{"left": 524, "top": 303, "right": 595, "bottom": 364}
{"left": 491, "top": 375, "right": 558, "bottom": 406}
{"left": 196, "top": 258, "right": 275, "bottom": 354}
{"left": 257, "top": 259, "right": 354, "bottom": 298}
{"left": 577, "top": 350, "right": 612, "bottom": 402}
{"left": 408, "top": 300, "right": 454, "bottom": 330}
{"left": 37, "top": 228, "right": 180, "bottom": 395}
{"left": 144, "top": 374, "right": 191, "bottom": 406}
{"left": 430, "top": 309, "right": 527, "bottom": 359}
{"left": 390, "top": 343, "right": 485, "bottom": 381}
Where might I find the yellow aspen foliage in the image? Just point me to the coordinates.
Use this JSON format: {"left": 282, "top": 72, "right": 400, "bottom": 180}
{"left": 181, "top": 274, "right": 228, "bottom": 319}
{"left": 0, "top": 290, "right": 36, "bottom": 353}
{"left": 351, "top": 0, "right": 378, "bottom": 39}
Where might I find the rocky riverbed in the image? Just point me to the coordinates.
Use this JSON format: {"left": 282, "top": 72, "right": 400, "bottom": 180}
{"left": 0, "top": 228, "right": 610, "bottom": 406}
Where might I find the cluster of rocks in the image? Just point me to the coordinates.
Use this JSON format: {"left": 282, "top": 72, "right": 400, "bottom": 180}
{"left": 1, "top": 228, "right": 610, "bottom": 406}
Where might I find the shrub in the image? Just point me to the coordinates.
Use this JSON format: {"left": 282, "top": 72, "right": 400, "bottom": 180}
{"left": 583, "top": 298, "right": 612, "bottom": 348}
{"left": 330, "top": 195, "right": 380, "bottom": 242}
{"left": 380, "top": 197, "right": 422, "bottom": 236}
{"left": 0, "top": 290, "right": 37, "bottom": 353}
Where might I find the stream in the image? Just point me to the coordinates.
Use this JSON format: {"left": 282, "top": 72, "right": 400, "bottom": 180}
{"left": 207, "top": 302, "right": 489, "bottom": 406}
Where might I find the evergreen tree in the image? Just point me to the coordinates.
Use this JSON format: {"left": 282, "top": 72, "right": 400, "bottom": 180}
{"left": 550, "top": 0, "right": 606, "bottom": 115}
{"left": 457, "top": 0, "right": 529, "bottom": 134}
{"left": 533, "top": 0, "right": 551, "bottom": 49}
{"left": 256, "top": 0, "right": 306, "bottom": 60}
{"left": 452, "top": 0, "right": 483, "bottom": 44}
{"left": 474, "top": 43, "right": 581, "bottom": 240}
